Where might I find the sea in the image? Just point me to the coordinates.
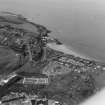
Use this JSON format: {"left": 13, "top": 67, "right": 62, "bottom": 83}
{"left": 0, "top": 0, "right": 104, "bottom": 62}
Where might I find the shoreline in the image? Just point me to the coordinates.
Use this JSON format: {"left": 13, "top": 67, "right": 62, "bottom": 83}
{"left": 47, "top": 43, "right": 93, "bottom": 60}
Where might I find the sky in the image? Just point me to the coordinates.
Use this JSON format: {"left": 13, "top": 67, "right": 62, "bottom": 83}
{"left": 0, "top": 0, "right": 105, "bottom": 61}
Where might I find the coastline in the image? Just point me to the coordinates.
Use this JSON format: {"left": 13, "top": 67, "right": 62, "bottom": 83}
{"left": 47, "top": 43, "right": 95, "bottom": 61}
